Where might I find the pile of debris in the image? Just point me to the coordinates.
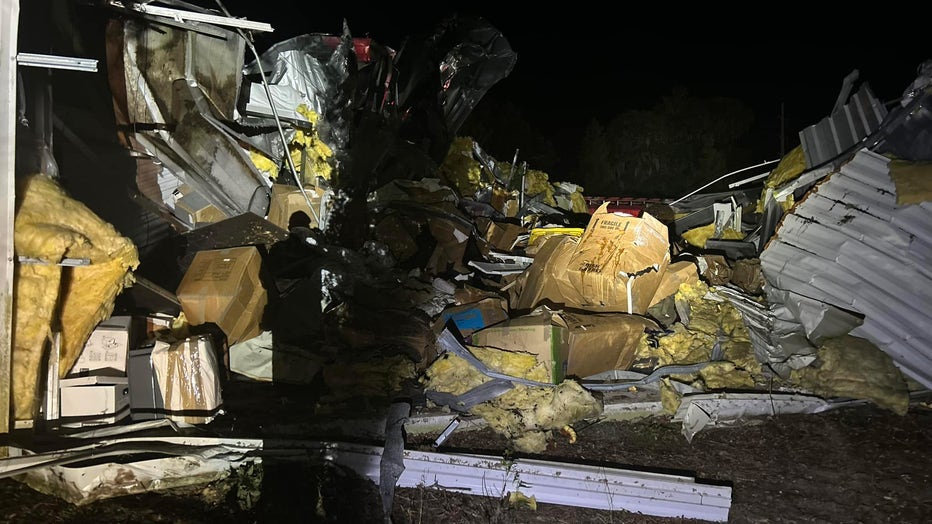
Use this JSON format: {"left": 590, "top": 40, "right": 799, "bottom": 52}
{"left": 6, "top": 2, "right": 932, "bottom": 521}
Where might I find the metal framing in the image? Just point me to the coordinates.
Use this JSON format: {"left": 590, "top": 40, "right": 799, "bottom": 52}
{"left": 0, "top": 0, "right": 19, "bottom": 435}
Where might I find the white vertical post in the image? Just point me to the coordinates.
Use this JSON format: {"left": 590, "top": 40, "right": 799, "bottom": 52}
{"left": 0, "top": 0, "right": 20, "bottom": 435}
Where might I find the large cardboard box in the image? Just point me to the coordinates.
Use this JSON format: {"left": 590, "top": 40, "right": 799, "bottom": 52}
{"left": 176, "top": 246, "right": 267, "bottom": 346}
{"left": 60, "top": 376, "right": 130, "bottom": 427}
{"left": 69, "top": 316, "right": 138, "bottom": 377}
{"left": 470, "top": 310, "right": 570, "bottom": 384}
{"left": 266, "top": 183, "right": 323, "bottom": 230}
{"left": 513, "top": 204, "right": 670, "bottom": 314}
{"left": 128, "top": 335, "right": 222, "bottom": 424}
{"left": 559, "top": 310, "right": 660, "bottom": 378}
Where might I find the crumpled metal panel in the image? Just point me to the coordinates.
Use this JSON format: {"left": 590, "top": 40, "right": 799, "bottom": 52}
{"left": 120, "top": 19, "right": 243, "bottom": 123}
{"left": 760, "top": 149, "right": 932, "bottom": 388}
{"left": 799, "top": 84, "right": 887, "bottom": 168}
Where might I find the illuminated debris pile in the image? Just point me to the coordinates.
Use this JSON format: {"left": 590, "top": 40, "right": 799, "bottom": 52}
{"left": 422, "top": 342, "right": 602, "bottom": 453}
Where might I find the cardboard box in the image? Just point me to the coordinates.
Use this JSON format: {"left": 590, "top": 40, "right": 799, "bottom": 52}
{"left": 559, "top": 310, "right": 660, "bottom": 378}
{"left": 176, "top": 246, "right": 268, "bottom": 346}
{"left": 470, "top": 309, "right": 569, "bottom": 384}
{"left": 266, "top": 183, "right": 323, "bottom": 230}
{"left": 471, "top": 307, "right": 659, "bottom": 382}
{"left": 434, "top": 297, "right": 509, "bottom": 337}
{"left": 128, "top": 335, "right": 222, "bottom": 424}
{"left": 513, "top": 205, "right": 670, "bottom": 314}
{"left": 69, "top": 316, "right": 137, "bottom": 377}
{"left": 476, "top": 217, "right": 526, "bottom": 252}
{"left": 60, "top": 376, "right": 130, "bottom": 427}
{"left": 649, "top": 260, "right": 700, "bottom": 307}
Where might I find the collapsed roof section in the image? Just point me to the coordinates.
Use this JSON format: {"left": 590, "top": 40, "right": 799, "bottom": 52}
{"left": 680, "top": 59, "right": 932, "bottom": 388}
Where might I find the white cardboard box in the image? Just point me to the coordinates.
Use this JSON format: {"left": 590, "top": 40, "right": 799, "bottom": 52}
{"left": 70, "top": 316, "right": 135, "bottom": 376}
{"left": 128, "top": 335, "right": 222, "bottom": 424}
{"left": 60, "top": 376, "right": 130, "bottom": 427}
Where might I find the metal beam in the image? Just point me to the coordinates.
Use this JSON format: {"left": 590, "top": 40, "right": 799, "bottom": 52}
{"left": 15, "top": 53, "right": 97, "bottom": 73}
{"left": 2, "top": 436, "right": 731, "bottom": 520}
{"left": 111, "top": 1, "right": 273, "bottom": 33}
{"left": 0, "top": 0, "right": 19, "bottom": 436}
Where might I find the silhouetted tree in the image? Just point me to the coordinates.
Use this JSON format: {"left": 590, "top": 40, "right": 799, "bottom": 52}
{"left": 460, "top": 96, "right": 558, "bottom": 173}
{"left": 578, "top": 88, "right": 754, "bottom": 198}
{"left": 578, "top": 118, "right": 615, "bottom": 194}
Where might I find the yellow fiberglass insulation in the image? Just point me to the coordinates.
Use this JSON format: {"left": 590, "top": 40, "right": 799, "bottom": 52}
{"left": 764, "top": 145, "right": 806, "bottom": 189}
{"left": 247, "top": 105, "right": 333, "bottom": 184}
{"left": 791, "top": 335, "right": 909, "bottom": 415}
{"left": 508, "top": 166, "right": 556, "bottom": 206}
{"left": 681, "top": 222, "right": 745, "bottom": 249}
{"left": 13, "top": 174, "right": 139, "bottom": 420}
{"left": 11, "top": 263, "right": 61, "bottom": 420}
{"left": 424, "top": 346, "right": 603, "bottom": 454}
{"left": 635, "top": 281, "right": 763, "bottom": 391}
{"left": 439, "top": 136, "right": 487, "bottom": 197}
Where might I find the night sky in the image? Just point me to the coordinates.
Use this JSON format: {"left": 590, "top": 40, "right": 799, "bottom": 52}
{"left": 222, "top": 3, "right": 929, "bottom": 165}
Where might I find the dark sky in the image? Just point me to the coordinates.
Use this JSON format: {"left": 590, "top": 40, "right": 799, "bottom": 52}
{"left": 182, "top": 3, "right": 932, "bottom": 169}
{"left": 224, "top": 4, "right": 928, "bottom": 148}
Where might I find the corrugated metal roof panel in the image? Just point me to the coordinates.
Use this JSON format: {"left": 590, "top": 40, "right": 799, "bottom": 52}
{"left": 761, "top": 148, "right": 932, "bottom": 388}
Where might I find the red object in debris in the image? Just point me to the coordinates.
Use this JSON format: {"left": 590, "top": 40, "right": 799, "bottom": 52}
{"left": 584, "top": 197, "right": 667, "bottom": 216}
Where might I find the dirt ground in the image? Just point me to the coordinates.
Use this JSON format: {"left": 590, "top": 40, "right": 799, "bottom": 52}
{"left": 1, "top": 396, "right": 930, "bottom": 524}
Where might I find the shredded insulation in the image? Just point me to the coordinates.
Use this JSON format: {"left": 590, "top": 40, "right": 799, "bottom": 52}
{"left": 635, "top": 281, "right": 764, "bottom": 400}
{"left": 888, "top": 159, "right": 932, "bottom": 205}
{"left": 423, "top": 346, "right": 603, "bottom": 453}
{"left": 247, "top": 104, "right": 333, "bottom": 184}
{"left": 12, "top": 173, "right": 139, "bottom": 420}
{"left": 438, "top": 136, "right": 489, "bottom": 197}
{"left": 681, "top": 222, "right": 745, "bottom": 249}
{"left": 791, "top": 335, "right": 909, "bottom": 415}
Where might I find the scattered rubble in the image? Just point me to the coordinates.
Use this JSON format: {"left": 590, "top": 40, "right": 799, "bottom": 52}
{"left": 4, "top": 2, "right": 931, "bottom": 521}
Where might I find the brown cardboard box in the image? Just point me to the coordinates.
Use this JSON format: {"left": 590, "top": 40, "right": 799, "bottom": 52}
{"left": 513, "top": 204, "right": 671, "bottom": 314}
{"left": 266, "top": 183, "right": 323, "bottom": 230}
{"left": 176, "top": 246, "right": 267, "bottom": 346}
{"left": 470, "top": 310, "right": 569, "bottom": 384}
{"left": 433, "top": 297, "right": 509, "bottom": 337}
{"left": 476, "top": 217, "right": 525, "bottom": 252}
{"left": 648, "top": 260, "right": 700, "bottom": 307}
{"left": 559, "top": 310, "right": 660, "bottom": 378}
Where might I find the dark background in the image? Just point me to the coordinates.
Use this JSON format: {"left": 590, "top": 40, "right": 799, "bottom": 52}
{"left": 20, "top": 1, "right": 932, "bottom": 198}
{"left": 220, "top": 3, "right": 929, "bottom": 190}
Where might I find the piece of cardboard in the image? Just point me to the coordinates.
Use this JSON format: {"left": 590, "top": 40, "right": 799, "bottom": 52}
{"left": 434, "top": 297, "right": 508, "bottom": 336}
{"left": 697, "top": 254, "right": 732, "bottom": 285}
{"left": 513, "top": 205, "right": 671, "bottom": 314}
{"left": 129, "top": 335, "right": 222, "bottom": 424}
{"left": 476, "top": 217, "right": 525, "bottom": 252}
{"left": 730, "top": 258, "right": 765, "bottom": 294}
{"left": 426, "top": 217, "right": 470, "bottom": 274}
{"left": 470, "top": 311, "right": 569, "bottom": 384}
{"left": 176, "top": 246, "right": 268, "bottom": 346}
{"left": 649, "top": 260, "right": 700, "bottom": 307}
{"left": 69, "top": 316, "right": 137, "bottom": 377}
{"left": 559, "top": 310, "right": 660, "bottom": 378}
{"left": 266, "top": 183, "right": 323, "bottom": 230}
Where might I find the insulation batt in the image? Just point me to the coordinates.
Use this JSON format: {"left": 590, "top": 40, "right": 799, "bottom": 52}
{"left": 12, "top": 174, "right": 139, "bottom": 420}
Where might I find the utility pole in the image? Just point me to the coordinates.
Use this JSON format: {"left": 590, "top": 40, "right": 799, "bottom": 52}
{"left": 780, "top": 102, "right": 785, "bottom": 157}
